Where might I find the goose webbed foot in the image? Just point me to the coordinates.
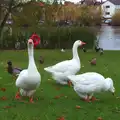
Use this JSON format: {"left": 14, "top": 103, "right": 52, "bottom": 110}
{"left": 90, "top": 96, "right": 99, "bottom": 102}
{"left": 80, "top": 94, "right": 90, "bottom": 102}
{"left": 83, "top": 96, "right": 91, "bottom": 102}
{"left": 15, "top": 92, "right": 21, "bottom": 100}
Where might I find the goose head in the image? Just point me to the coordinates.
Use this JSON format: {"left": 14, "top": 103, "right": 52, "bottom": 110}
{"left": 7, "top": 61, "right": 12, "bottom": 66}
{"left": 74, "top": 40, "right": 86, "bottom": 47}
{"left": 72, "top": 40, "right": 86, "bottom": 60}
{"left": 28, "top": 39, "right": 34, "bottom": 48}
{"left": 106, "top": 78, "right": 115, "bottom": 95}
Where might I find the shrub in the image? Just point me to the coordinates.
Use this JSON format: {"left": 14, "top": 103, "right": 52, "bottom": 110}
{"left": 1, "top": 27, "right": 97, "bottom": 49}
{"left": 112, "top": 11, "right": 120, "bottom": 26}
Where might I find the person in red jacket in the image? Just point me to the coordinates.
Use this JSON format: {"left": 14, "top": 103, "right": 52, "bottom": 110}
{"left": 30, "top": 33, "right": 41, "bottom": 47}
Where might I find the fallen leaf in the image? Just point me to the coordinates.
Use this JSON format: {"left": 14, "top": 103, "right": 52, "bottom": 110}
{"left": 0, "top": 96, "right": 7, "bottom": 100}
{"left": 60, "top": 94, "right": 64, "bottom": 97}
{"left": 56, "top": 87, "right": 60, "bottom": 90}
{"left": 36, "top": 98, "right": 38, "bottom": 101}
{"left": 57, "top": 116, "right": 65, "bottom": 120}
{"left": 76, "top": 105, "right": 81, "bottom": 109}
{"left": 0, "top": 88, "right": 6, "bottom": 92}
{"left": 3, "top": 106, "right": 11, "bottom": 109}
{"left": 54, "top": 96, "right": 60, "bottom": 99}
{"left": 97, "top": 117, "right": 103, "bottom": 120}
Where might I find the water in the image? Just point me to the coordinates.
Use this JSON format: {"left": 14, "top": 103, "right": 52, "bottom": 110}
{"left": 98, "top": 25, "right": 120, "bottom": 50}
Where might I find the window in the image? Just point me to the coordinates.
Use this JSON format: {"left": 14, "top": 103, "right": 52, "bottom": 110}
{"left": 106, "top": 5, "right": 110, "bottom": 8}
{"left": 105, "top": 12, "right": 110, "bottom": 15}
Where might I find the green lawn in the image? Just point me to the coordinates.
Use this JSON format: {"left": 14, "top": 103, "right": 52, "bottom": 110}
{"left": 0, "top": 49, "right": 120, "bottom": 120}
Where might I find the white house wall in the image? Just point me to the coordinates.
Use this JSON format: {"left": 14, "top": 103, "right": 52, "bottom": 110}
{"left": 101, "top": 1, "right": 115, "bottom": 18}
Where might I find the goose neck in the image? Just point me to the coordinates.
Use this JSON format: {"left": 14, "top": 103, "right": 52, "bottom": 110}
{"left": 72, "top": 43, "right": 79, "bottom": 60}
{"left": 28, "top": 46, "right": 37, "bottom": 72}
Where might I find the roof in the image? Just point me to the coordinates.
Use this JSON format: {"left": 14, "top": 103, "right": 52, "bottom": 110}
{"left": 108, "top": 0, "right": 120, "bottom": 5}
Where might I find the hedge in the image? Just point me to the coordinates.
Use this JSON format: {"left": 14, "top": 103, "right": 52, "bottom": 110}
{"left": 1, "top": 27, "right": 97, "bottom": 49}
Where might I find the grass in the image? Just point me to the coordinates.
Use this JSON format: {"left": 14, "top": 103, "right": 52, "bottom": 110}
{"left": 0, "top": 49, "right": 120, "bottom": 120}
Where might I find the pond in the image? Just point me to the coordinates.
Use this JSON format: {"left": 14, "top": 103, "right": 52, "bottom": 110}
{"left": 98, "top": 24, "right": 120, "bottom": 50}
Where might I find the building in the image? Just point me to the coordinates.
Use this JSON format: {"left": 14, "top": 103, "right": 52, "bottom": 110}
{"left": 80, "top": 0, "right": 101, "bottom": 6}
{"left": 101, "top": 0, "right": 120, "bottom": 19}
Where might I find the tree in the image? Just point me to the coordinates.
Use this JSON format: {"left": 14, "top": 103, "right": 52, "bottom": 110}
{"left": 77, "top": 5, "right": 101, "bottom": 26}
{"left": 112, "top": 10, "right": 120, "bottom": 26}
{"left": 12, "top": 2, "right": 43, "bottom": 28}
{"left": 0, "top": 0, "right": 33, "bottom": 48}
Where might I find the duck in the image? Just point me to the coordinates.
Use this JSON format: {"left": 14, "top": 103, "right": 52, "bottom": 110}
{"left": 67, "top": 72, "right": 115, "bottom": 102}
{"left": 82, "top": 47, "right": 87, "bottom": 52}
{"left": 95, "top": 46, "right": 104, "bottom": 55}
{"left": 39, "top": 56, "right": 44, "bottom": 64}
{"left": 15, "top": 38, "right": 41, "bottom": 103}
{"left": 7, "top": 61, "right": 22, "bottom": 77}
{"left": 44, "top": 40, "right": 86, "bottom": 86}
{"left": 90, "top": 58, "right": 96, "bottom": 65}
{"left": 95, "top": 46, "right": 100, "bottom": 52}
{"left": 61, "top": 49, "right": 65, "bottom": 52}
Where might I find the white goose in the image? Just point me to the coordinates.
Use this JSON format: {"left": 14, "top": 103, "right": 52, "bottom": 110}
{"left": 15, "top": 39, "right": 41, "bottom": 103}
{"left": 67, "top": 72, "right": 115, "bottom": 102}
{"left": 44, "top": 40, "right": 86, "bottom": 86}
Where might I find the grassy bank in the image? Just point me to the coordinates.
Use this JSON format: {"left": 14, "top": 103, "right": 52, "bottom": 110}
{"left": 0, "top": 49, "right": 119, "bottom": 120}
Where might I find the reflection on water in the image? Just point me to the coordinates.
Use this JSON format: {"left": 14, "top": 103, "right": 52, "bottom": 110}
{"left": 99, "top": 25, "right": 120, "bottom": 50}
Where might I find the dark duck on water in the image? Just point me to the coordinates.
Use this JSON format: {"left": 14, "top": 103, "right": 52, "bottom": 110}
{"left": 7, "top": 61, "right": 22, "bottom": 77}
{"left": 95, "top": 46, "right": 104, "bottom": 55}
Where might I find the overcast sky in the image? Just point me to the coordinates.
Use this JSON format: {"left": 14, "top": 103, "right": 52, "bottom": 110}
{"left": 65, "top": 0, "right": 106, "bottom": 3}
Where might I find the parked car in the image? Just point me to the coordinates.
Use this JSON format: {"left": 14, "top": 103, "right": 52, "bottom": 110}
{"left": 104, "top": 19, "right": 112, "bottom": 25}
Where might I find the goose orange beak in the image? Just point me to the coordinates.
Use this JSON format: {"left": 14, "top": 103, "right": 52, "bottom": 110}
{"left": 81, "top": 42, "right": 86, "bottom": 45}
{"left": 28, "top": 39, "right": 33, "bottom": 44}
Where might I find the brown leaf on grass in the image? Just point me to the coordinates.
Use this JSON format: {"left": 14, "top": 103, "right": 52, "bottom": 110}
{"left": 57, "top": 116, "right": 65, "bottom": 120}
{"left": 0, "top": 88, "right": 6, "bottom": 92}
{"left": 56, "top": 87, "right": 60, "bottom": 90}
{"left": 54, "top": 96, "right": 61, "bottom": 99}
{"left": 60, "top": 94, "right": 64, "bottom": 97}
{"left": 97, "top": 117, "right": 103, "bottom": 120}
{"left": 76, "top": 105, "right": 81, "bottom": 109}
{"left": 3, "top": 106, "right": 11, "bottom": 109}
{"left": 0, "top": 96, "right": 7, "bottom": 100}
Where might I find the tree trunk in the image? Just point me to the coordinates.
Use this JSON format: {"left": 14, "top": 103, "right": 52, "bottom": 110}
{"left": 0, "top": 12, "right": 9, "bottom": 48}
{"left": 0, "top": 0, "right": 14, "bottom": 48}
